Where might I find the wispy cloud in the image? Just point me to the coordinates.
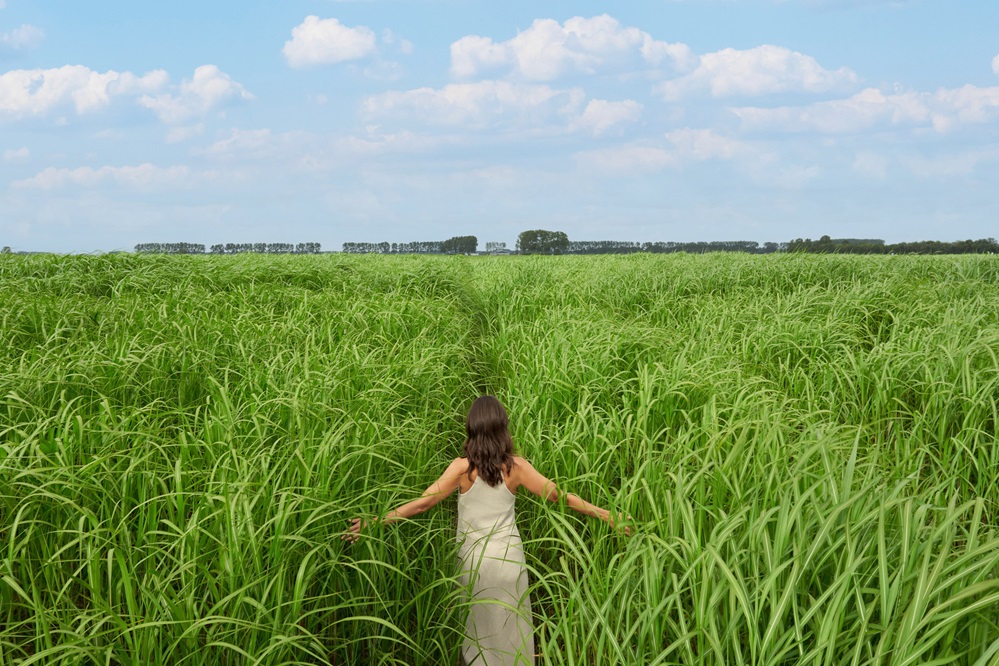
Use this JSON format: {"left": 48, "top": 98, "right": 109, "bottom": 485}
{"left": 12, "top": 163, "right": 192, "bottom": 189}
{"left": 362, "top": 80, "right": 586, "bottom": 131}
{"left": 733, "top": 84, "right": 999, "bottom": 133}
{"left": 2, "top": 146, "right": 29, "bottom": 162}
{"left": 1, "top": 24, "right": 44, "bottom": 51}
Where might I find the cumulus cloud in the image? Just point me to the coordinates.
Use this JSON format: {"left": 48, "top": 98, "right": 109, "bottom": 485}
{"left": 139, "top": 65, "right": 252, "bottom": 124}
{"left": 12, "top": 163, "right": 190, "bottom": 189}
{"left": 0, "top": 66, "right": 167, "bottom": 117}
{"left": 450, "top": 14, "right": 694, "bottom": 81}
{"left": 993, "top": 53, "right": 999, "bottom": 77}
{"left": 733, "top": 85, "right": 999, "bottom": 133}
{"left": 283, "top": 16, "right": 377, "bottom": 67}
{"left": 569, "top": 99, "right": 642, "bottom": 136}
{"left": 658, "top": 45, "right": 857, "bottom": 99}
{"left": 3, "top": 146, "right": 29, "bottom": 161}
{"left": 363, "top": 81, "right": 585, "bottom": 129}
{"left": 1, "top": 24, "right": 44, "bottom": 50}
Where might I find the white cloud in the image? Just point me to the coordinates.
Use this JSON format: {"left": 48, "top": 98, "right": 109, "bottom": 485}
{"left": 3, "top": 146, "right": 29, "bottom": 161}
{"left": 283, "top": 16, "right": 377, "bottom": 68}
{"left": 1, "top": 24, "right": 44, "bottom": 50}
{"left": 574, "top": 143, "right": 674, "bottom": 174}
{"left": 450, "top": 14, "right": 693, "bottom": 81}
{"left": 191, "top": 127, "right": 450, "bottom": 175}
{"left": 360, "top": 60, "right": 405, "bottom": 82}
{"left": 12, "top": 163, "right": 191, "bottom": 189}
{"left": 363, "top": 81, "right": 585, "bottom": 130}
{"left": 139, "top": 65, "right": 252, "bottom": 124}
{"left": 787, "top": 0, "right": 921, "bottom": 7}
{"left": 165, "top": 123, "right": 205, "bottom": 144}
{"left": 573, "top": 128, "right": 821, "bottom": 189}
{"left": 665, "top": 128, "right": 749, "bottom": 161}
{"left": 658, "top": 45, "right": 858, "bottom": 99}
{"left": 0, "top": 66, "right": 167, "bottom": 117}
{"left": 574, "top": 129, "right": 751, "bottom": 174}
{"left": 733, "top": 85, "right": 999, "bottom": 133}
{"left": 569, "top": 99, "right": 642, "bottom": 136}
{"left": 114, "top": 70, "right": 170, "bottom": 95}
{"left": 198, "top": 128, "right": 276, "bottom": 159}
{"left": 381, "top": 29, "right": 414, "bottom": 56}
{"left": 993, "top": 54, "right": 999, "bottom": 77}
{"left": 770, "top": 164, "right": 821, "bottom": 188}
{"left": 853, "top": 151, "right": 888, "bottom": 179}
{"left": 900, "top": 149, "right": 998, "bottom": 179}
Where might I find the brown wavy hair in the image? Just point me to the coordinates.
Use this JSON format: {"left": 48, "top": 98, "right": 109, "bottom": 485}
{"left": 463, "top": 395, "right": 514, "bottom": 487}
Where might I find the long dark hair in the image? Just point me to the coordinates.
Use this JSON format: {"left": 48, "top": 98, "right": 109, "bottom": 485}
{"left": 463, "top": 395, "right": 514, "bottom": 487}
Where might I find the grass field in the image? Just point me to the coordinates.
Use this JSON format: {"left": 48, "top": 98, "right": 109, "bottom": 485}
{"left": 1, "top": 252, "right": 998, "bottom": 665}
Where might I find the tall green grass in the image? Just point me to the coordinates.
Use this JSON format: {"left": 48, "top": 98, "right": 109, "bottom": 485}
{"left": 1, "top": 252, "right": 997, "bottom": 664}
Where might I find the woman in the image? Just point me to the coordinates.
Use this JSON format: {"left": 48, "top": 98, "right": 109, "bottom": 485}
{"left": 344, "top": 395, "right": 626, "bottom": 666}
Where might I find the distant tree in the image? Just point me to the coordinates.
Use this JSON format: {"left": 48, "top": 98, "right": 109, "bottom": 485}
{"left": 485, "top": 241, "right": 507, "bottom": 252}
{"left": 1, "top": 246, "right": 11, "bottom": 254}
{"left": 517, "top": 229, "right": 569, "bottom": 255}
{"left": 441, "top": 235, "right": 477, "bottom": 254}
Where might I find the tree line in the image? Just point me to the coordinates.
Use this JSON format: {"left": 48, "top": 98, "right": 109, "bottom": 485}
{"left": 130, "top": 232, "right": 999, "bottom": 257}
{"left": 342, "top": 236, "right": 478, "bottom": 254}
{"left": 516, "top": 231, "right": 999, "bottom": 255}
{"left": 563, "top": 240, "right": 784, "bottom": 255}
{"left": 786, "top": 236, "right": 999, "bottom": 255}
{"left": 134, "top": 242, "right": 322, "bottom": 254}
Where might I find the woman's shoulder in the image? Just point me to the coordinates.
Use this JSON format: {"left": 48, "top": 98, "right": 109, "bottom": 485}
{"left": 507, "top": 456, "right": 534, "bottom": 481}
{"left": 450, "top": 457, "right": 471, "bottom": 472}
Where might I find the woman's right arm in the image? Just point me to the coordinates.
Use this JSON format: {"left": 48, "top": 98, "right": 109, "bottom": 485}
{"left": 514, "top": 457, "right": 628, "bottom": 532}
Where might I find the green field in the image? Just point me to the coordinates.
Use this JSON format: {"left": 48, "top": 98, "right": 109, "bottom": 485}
{"left": 1, "top": 253, "right": 998, "bottom": 665}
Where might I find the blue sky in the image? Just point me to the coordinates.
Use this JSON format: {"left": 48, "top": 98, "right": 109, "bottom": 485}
{"left": 1, "top": 0, "right": 997, "bottom": 252}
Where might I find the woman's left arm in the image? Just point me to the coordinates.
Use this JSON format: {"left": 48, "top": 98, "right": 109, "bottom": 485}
{"left": 343, "top": 457, "right": 467, "bottom": 542}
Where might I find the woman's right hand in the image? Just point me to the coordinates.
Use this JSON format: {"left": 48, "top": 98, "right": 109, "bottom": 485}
{"left": 609, "top": 512, "right": 635, "bottom": 537}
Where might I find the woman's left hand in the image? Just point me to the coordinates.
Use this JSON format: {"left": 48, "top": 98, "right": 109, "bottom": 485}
{"left": 342, "top": 517, "right": 365, "bottom": 543}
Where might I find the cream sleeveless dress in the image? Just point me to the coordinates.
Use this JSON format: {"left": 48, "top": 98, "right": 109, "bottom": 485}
{"left": 457, "top": 472, "right": 534, "bottom": 665}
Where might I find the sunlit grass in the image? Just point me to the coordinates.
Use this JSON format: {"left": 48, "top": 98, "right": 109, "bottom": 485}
{"left": 1, "top": 252, "right": 997, "bottom": 664}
